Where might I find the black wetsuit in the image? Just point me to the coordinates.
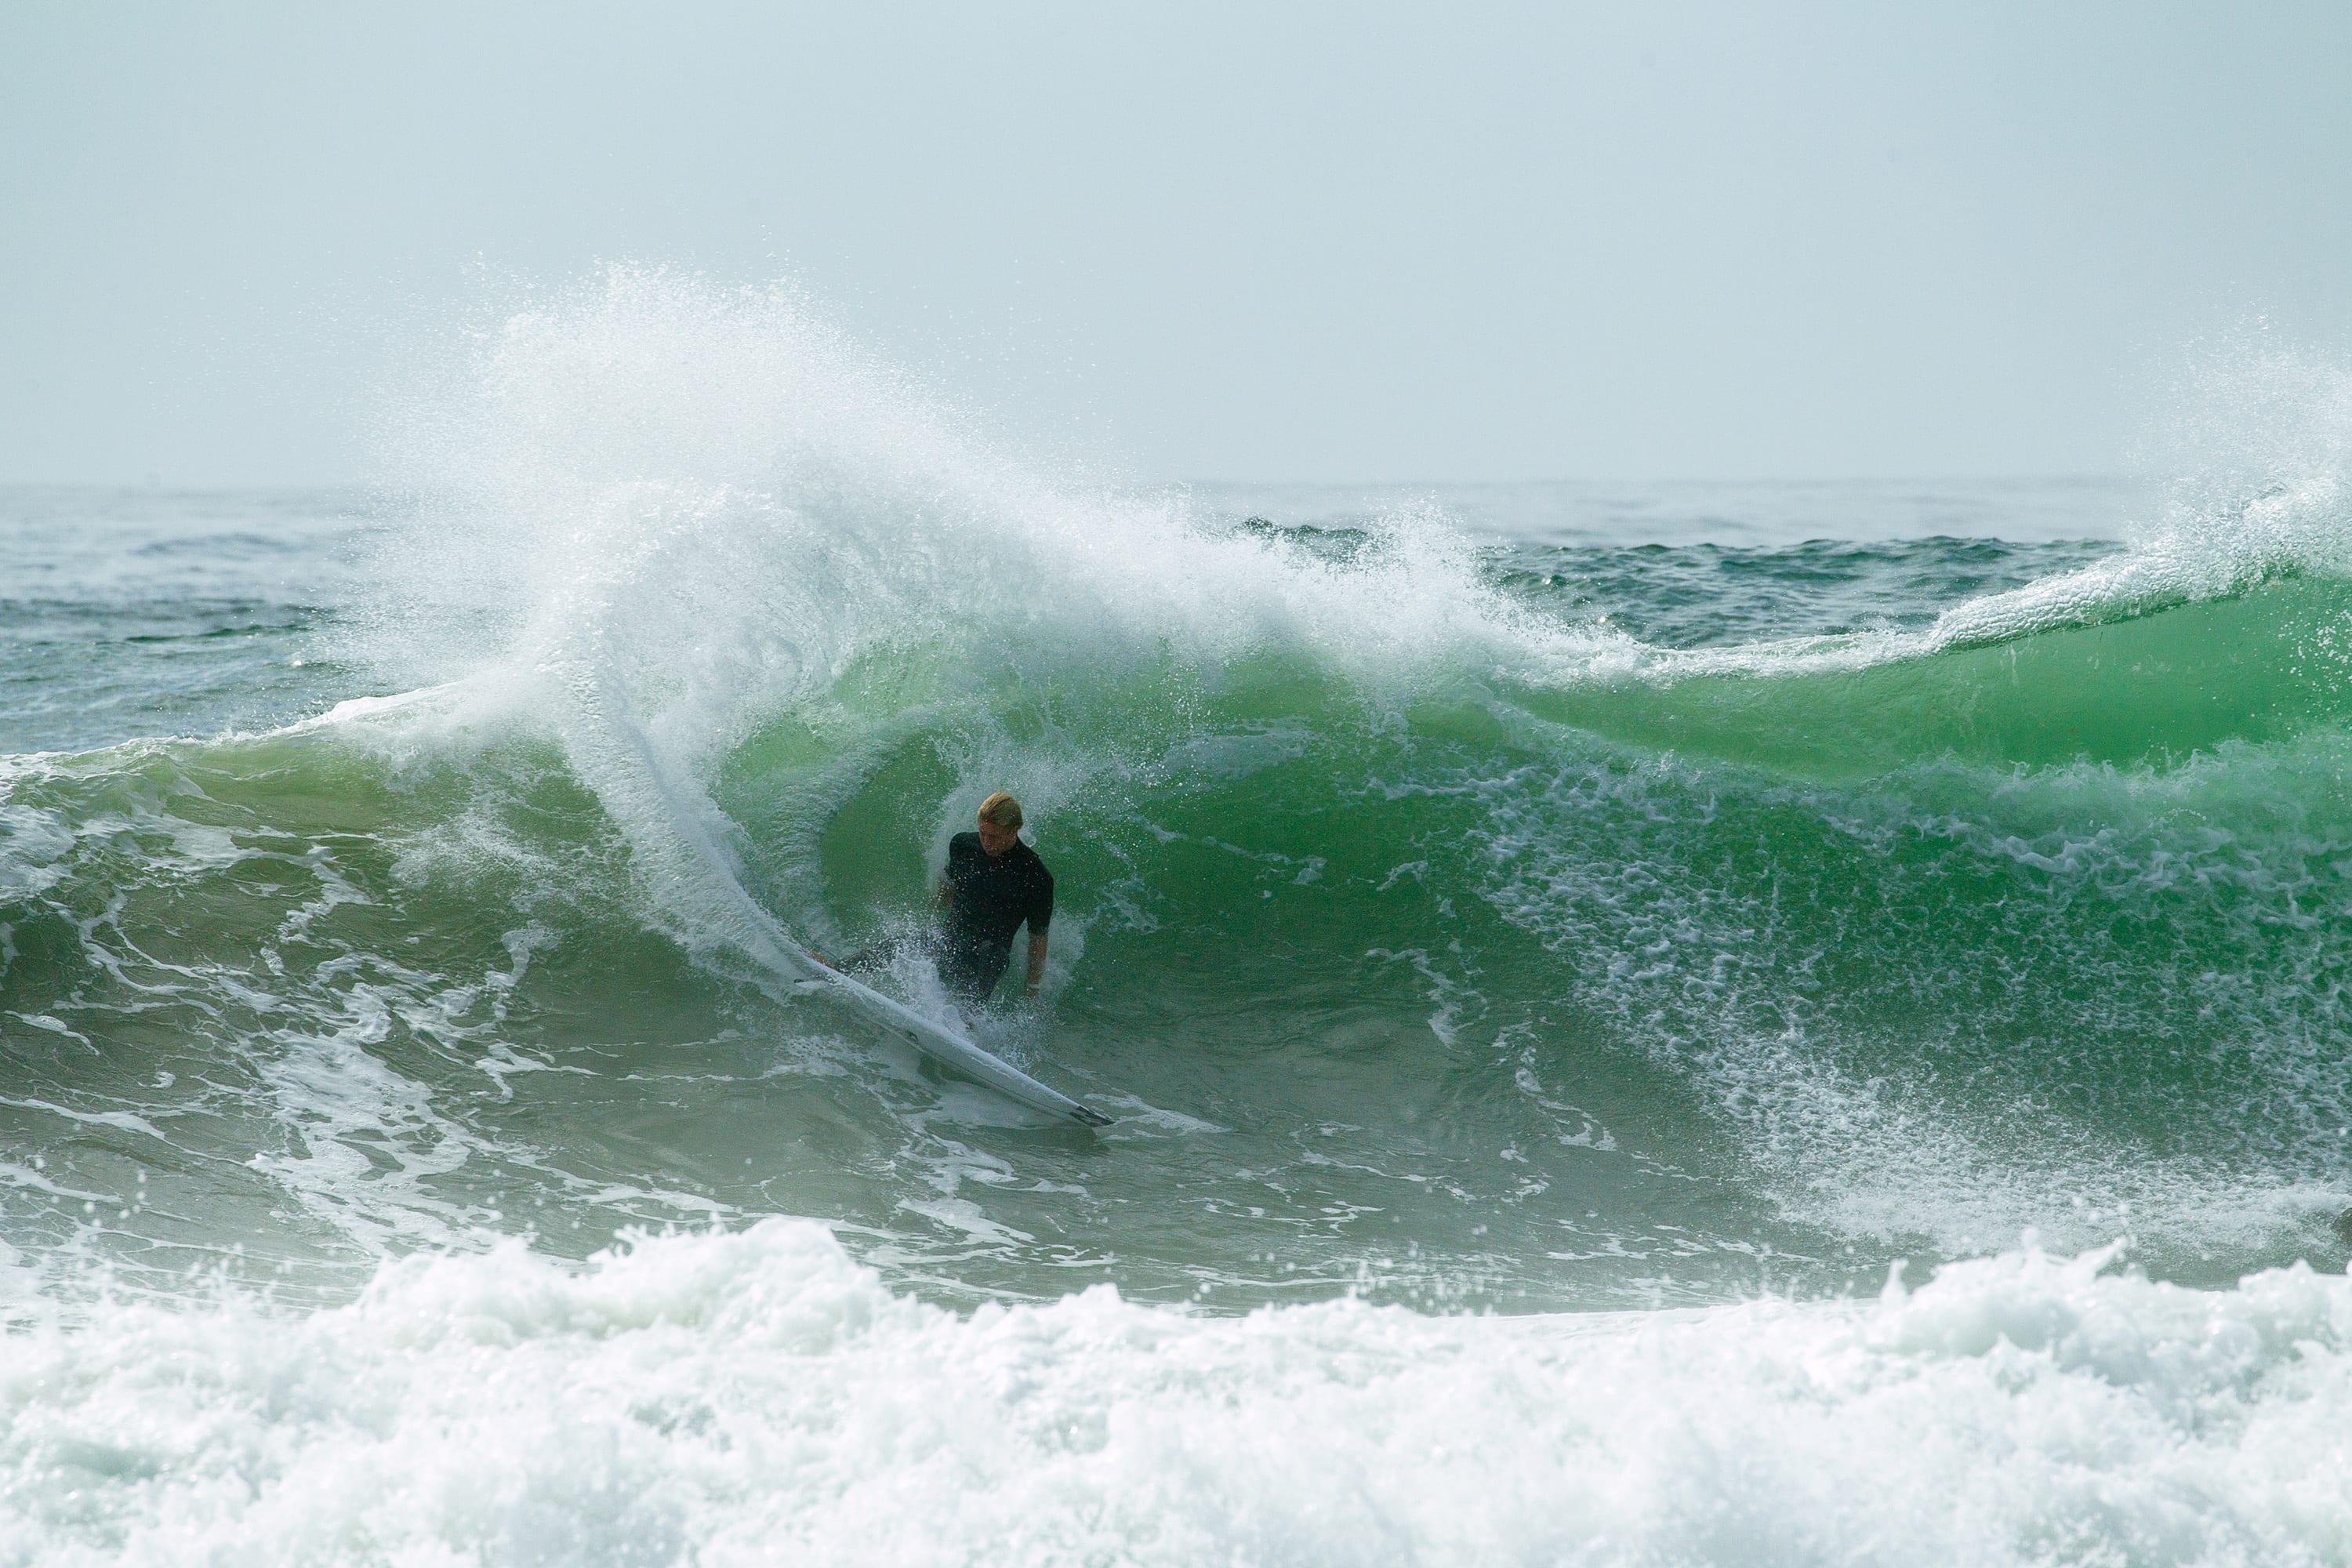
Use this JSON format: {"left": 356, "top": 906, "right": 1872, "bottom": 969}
{"left": 938, "top": 832, "right": 1054, "bottom": 1003}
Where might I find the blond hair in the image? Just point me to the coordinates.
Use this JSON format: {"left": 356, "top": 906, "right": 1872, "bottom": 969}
{"left": 977, "top": 791, "right": 1024, "bottom": 829}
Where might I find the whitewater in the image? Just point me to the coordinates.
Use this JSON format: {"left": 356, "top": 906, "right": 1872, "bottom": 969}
{"left": 4, "top": 270, "right": 2352, "bottom": 1564}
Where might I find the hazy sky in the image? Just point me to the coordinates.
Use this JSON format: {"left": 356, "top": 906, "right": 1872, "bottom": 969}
{"left": 3, "top": 2, "right": 2348, "bottom": 485}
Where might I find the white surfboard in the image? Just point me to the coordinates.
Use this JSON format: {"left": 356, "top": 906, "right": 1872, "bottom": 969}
{"left": 797, "top": 955, "right": 1114, "bottom": 1128}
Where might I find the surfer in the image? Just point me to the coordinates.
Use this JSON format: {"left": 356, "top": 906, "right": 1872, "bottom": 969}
{"left": 935, "top": 791, "right": 1055, "bottom": 1004}
{"left": 820, "top": 792, "right": 1054, "bottom": 1006}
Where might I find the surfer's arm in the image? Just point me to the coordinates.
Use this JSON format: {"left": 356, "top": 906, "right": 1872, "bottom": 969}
{"left": 1024, "top": 872, "right": 1054, "bottom": 998}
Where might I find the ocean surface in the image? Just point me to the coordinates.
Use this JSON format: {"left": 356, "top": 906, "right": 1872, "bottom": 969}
{"left": 5, "top": 277, "right": 2352, "bottom": 1564}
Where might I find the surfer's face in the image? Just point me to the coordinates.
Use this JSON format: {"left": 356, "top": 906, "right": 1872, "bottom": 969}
{"left": 976, "top": 818, "right": 1019, "bottom": 856}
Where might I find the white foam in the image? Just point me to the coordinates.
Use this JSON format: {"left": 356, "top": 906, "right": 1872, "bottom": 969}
{"left": 2, "top": 1221, "right": 2345, "bottom": 1565}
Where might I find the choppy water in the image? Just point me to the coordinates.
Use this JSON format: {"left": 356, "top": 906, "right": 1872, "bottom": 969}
{"left": 5, "top": 272, "right": 2351, "bottom": 1564}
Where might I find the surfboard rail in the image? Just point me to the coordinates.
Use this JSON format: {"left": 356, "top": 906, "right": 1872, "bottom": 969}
{"left": 800, "top": 957, "right": 1114, "bottom": 1129}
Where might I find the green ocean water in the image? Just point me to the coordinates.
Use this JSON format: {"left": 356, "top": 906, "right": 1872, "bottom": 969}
{"left": 5, "top": 279, "right": 2352, "bottom": 1564}
{"left": 7, "top": 470, "right": 2349, "bottom": 1322}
